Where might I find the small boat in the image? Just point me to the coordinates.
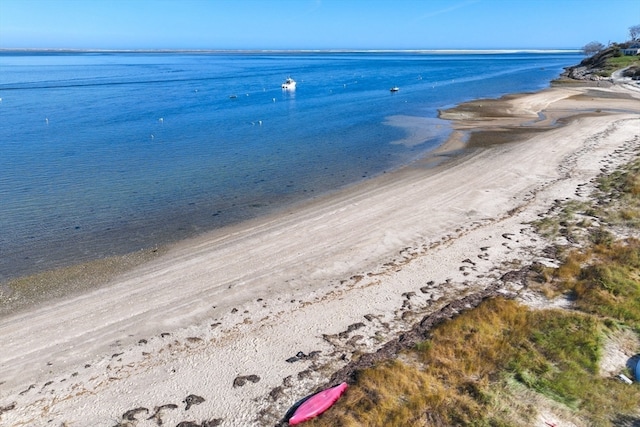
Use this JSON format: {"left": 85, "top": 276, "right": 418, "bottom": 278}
{"left": 390, "top": 86, "right": 400, "bottom": 92}
{"left": 282, "top": 77, "right": 296, "bottom": 90}
{"left": 287, "top": 382, "right": 348, "bottom": 425}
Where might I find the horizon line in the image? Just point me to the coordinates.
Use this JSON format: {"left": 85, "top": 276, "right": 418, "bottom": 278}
{"left": 0, "top": 47, "right": 583, "bottom": 54}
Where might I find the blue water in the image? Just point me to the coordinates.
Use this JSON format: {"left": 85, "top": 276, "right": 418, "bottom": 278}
{"left": 0, "top": 51, "right": 582, "bottom": 280}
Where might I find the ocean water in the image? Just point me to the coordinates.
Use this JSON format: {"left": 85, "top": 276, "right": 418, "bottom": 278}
{"left": 0, "top": 51, "right": 583, "bottom": 280}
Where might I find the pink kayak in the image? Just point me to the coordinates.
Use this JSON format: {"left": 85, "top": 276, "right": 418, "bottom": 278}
{"left": 288, "top": 382, "right": 348, "bottom": 425}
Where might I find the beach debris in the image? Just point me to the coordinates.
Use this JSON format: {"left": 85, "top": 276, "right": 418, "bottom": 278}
{"left": 184, "top": 394, "right": 205, "bottom": 410}
{"left": 617, "top": 373, "right": 633, "bottom": 384}
{"left": 18, "top": 384, "right": 35, "bottom": 395}
{"left": 122, "top": 407, "right": 149, "bottom": 421}
{"left": 0, "top": 402, "right": 16, "bottom": 416}
{"left": 146, "top": 403, "right": 178, "bottom": 424}
{"left": 232, "top": 374, "right": 261, "bottom": 388}
{"left": 160, "top": 332, "right": 171, "bottom": 338}
{"left": 269, "top": 386, "right": 285, "bottom": 400}
{"left": 175, "top": 421, "right": 222, "bottom": 427}
{"left": 285, "top": 350, "right": 321, "bottom": 363}
{"left": 338, "top": 322, "right": 365, "bottom": 338}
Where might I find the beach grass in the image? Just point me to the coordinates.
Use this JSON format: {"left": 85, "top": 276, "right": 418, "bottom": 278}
{"left": 308, "top": 298, "right": 639, "bottom": 426}
{"left": 306, "top": 154, "right": 640, "bottom": 426}
{"left": 597, "top": 55, "right": 640, "bottom": 77}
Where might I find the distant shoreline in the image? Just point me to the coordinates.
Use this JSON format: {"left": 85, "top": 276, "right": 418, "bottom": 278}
{"left": 0, "top": 48, "right": 583, "bottom": 55}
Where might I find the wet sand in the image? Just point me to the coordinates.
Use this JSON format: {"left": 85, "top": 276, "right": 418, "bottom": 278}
{"left": 1, "top": 82, "right": 639, "bottom": 426}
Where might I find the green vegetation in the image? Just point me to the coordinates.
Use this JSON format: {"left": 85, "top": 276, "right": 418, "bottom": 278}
{"left": 307, "top": 156, "right": 640, "bottom": 426}
{"left": 569, "top": 43, "right": 640, "bottom": 80}
{"left": 596, "top": 54, "right": 640, "bottom": 77}
{"left": 309, "top": 299, "right": 639, "bottom": 426}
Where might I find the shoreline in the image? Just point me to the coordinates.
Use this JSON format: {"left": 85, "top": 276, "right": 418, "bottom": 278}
{"left": 1, "top": 81, "right": 639, "bottom": 426}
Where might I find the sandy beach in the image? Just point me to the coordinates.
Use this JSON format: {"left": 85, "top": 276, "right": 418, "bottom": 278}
{"left": 1, "top": 79, "right": 639, "bottom": 426}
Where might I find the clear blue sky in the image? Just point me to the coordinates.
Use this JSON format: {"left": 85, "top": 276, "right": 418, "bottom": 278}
{"left": 0, "top": 0, "right": 638, "bottom": 50}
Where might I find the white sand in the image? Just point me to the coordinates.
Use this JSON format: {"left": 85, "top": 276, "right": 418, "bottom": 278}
{"left": 1, "top": 84, "right": 639, "bottom": 426}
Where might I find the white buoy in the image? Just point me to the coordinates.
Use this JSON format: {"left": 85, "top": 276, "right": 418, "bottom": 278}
{"left": 272, "top": 98, "right": 276, "bottom": 102}
{"left": 159, "top": 117, "right": 164, "bottom": 123}
{"left": 258, "top": 120, "right": 262, "bottom": 126}
{"left": 45, "top": 118, "right": 49, "bottom": 125}
{"left": 618, "top": 374, "right": 633, "bottom": 385}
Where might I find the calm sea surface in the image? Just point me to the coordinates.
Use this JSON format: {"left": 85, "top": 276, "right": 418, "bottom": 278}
{"left": 0, "top": 51, "right": 582, "bottom": 279}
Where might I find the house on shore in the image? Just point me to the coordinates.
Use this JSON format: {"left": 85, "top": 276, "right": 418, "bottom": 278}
{"left": 622, "top": 42, "right": 640, "bottom": 56}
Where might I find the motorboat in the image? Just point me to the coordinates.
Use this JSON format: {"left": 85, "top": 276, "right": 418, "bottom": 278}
{"left": 390, "top": 86, "right": 399, "bottom": 92}
{"left": 282, "top": 77, "right": 296, "bottom": 90}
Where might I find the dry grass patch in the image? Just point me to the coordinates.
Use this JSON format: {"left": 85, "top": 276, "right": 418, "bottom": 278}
{"left": 307, "top": 298, "right": 640, "bottom": 426}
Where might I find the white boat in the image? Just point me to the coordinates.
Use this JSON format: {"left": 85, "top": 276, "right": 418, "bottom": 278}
{"left": 390, "top": 86, "right": 399, "bottom": 92}
{"left": 282, "top": 77, "right": 296, "bottom": 90}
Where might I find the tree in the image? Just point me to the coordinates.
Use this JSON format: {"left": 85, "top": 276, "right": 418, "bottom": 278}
{"left": 630, "top": 25, "right": 640, "bottom": 41}
{"left": 583, "top": 41, "right": 605, "bottom": 56}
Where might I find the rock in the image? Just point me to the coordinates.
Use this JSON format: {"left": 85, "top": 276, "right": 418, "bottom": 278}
{"left": 184, "top": 394, "right": 205, "bottom": 410}
{"left": 232, "top": 375, "right": 260, "bottom": 387}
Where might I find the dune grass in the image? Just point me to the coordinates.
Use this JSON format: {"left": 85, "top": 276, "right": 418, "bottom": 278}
{"left": 308, "top": 298, "right": 639, "bottom": 426}
{"left": 305, "top": 155, "right": 640, "bottom": 426}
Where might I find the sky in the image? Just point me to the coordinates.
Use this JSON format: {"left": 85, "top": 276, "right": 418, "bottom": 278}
{"left": 0, "top": 0, "right": 638, "bottom": 50}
